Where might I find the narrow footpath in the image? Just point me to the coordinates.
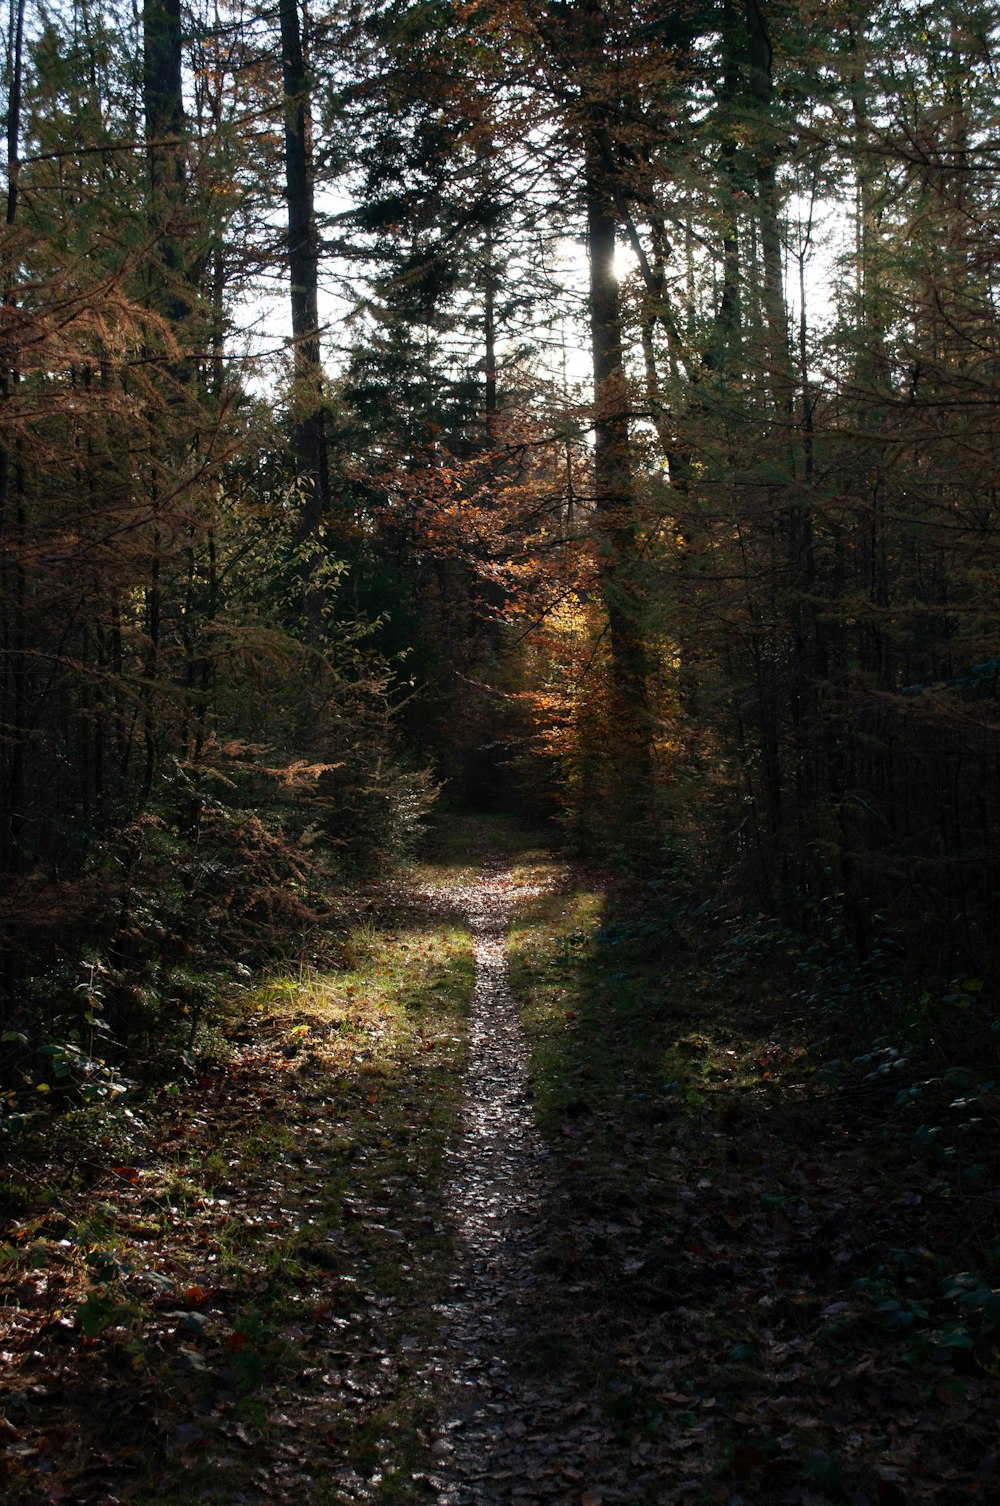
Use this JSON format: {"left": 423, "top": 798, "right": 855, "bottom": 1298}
{"left": 418, "top": 843, "right": 622, "bottom": 1506}
{"left": 2, "top": 822, "right": 995, "bottom": 1506}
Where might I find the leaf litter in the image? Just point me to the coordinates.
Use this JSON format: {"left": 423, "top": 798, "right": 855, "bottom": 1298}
{"left": 2, "top": 823, "right": 998, "bottom": 1505}
{"left": 411, "top": 839, "right": 622, "bottom": 1505}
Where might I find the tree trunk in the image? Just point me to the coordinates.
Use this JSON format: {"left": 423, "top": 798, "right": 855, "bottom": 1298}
{"left": 5, "top": 0, "right": 24, "bottom": 228}
{"left": 581, "top": 38, "right": 656, "bottom": 853}
{"left": 279, "top": 0, "right": 330, "bottom": 632}
{"left": 143, "top": 0, "right": 183, "bottom": 182}
{"left": 483, "top": 244, "right": 497, "bottom": 432}
{"left": 713, "top": 0, "right": 743, "bottom": 370}
{"left": 745, "top": 0, "right": 790, "bottom": 392}
{"left": 143, "top": 0, "right": 187, "bottom": 322}
{"left": 1, "top": 0, "right": 26, "bottom": 880}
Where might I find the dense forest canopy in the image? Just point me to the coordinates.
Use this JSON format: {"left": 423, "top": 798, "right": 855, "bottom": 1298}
{"left": 2, "top": 0, "right": 1000, "bottom": 1047}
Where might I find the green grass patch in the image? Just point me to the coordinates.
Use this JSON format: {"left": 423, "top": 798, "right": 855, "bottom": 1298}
{"left": 509, "top": 880, "right": 790, "bottom": 1143}
{"left": 415, "top": 808, "right": 556, "bottom": 892}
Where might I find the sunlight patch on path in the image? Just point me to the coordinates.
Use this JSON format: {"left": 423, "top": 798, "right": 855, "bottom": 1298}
{"left": 417, "top": 846, "right": 599, "bottom": 1505}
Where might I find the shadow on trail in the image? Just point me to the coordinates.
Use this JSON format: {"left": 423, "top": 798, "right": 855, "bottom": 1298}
{"left": 477, "top": 879, "right": 999, "bottom": 1506}
{"left": 3, "top": 825, "right": 994, "bottom": 1506}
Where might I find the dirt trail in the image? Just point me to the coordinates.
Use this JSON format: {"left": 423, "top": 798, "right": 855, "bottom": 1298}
{"left": 7, "top": 830, "right": 994, "bottom": 1506}
{"left": 418, "top": 845, "right": 617, "bottom": 1506}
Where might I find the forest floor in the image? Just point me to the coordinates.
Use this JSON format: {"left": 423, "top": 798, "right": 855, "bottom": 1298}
{"left": 1, "top": 816, "right": 999, "bottom": 1506}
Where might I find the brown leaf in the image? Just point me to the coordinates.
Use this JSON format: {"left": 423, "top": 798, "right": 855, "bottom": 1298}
{"left": 733, "top": 1443, "right": 768, "bottom": 1478}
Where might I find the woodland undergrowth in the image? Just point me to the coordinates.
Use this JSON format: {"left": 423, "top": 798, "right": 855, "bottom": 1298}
{"left": 1, "top": 816, "right": 997, "bottom": 1506}
{"left": 0, "top": 829, "right": 474, "bottom": 1506}
{"left": 507, "top": 850, "right": 1000, "bottom": 1504}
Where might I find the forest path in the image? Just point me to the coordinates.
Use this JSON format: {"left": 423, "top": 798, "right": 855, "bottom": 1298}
{"left": 416, "top": 840, "right": 619, "bottom": 1505}
{"left": 404, "top": 826, "right": 998, "bottom": 1506}
{"left": 2, "top": 821, "right": 995, "bottom": 1506}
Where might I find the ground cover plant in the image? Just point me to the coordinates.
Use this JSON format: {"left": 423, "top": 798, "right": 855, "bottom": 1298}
{"left": 0, "top": 860, "right": 474, "bottom": 1506}
{"left": 2, "top": 818, "right": 998, "bottom": 1505}
{"left": 507, "top": 863, "right": 1000, "bottom": 1503}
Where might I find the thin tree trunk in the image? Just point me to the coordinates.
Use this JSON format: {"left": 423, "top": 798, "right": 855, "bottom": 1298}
{"left": 5, "top": 0, "right": 24, "bottom": 228}
{"left": 846, "top": 1, "right": 885, "bottom": 382}
{"left": 713, "top": 0, "right": 743, "bottom": 369}
{"left": 1, "top": 0, "right": 26, "bottom": 880}
{"left": 745, "top": 0, "right": 790, "bottom": 392}
{"left": 484, "top": 252, "right": 497, "bottom": 431}
{"left": 279, "top": 0, "right": 330, "bottom": 637}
